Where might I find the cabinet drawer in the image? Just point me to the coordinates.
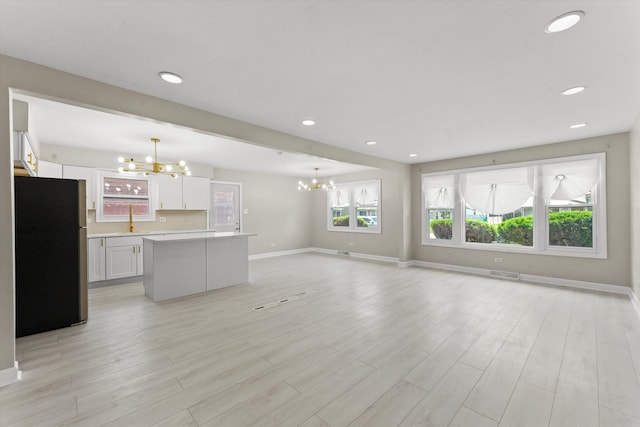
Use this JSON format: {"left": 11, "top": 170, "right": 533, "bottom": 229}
{"left": 106, "top": 236, "right": 143, "bottom": 247}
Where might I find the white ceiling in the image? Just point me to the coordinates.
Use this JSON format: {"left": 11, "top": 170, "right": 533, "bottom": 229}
{"left": 14, "top": 94, "right": 372, "bottom": 178}
{"left": 1, "top": 1, "right": 639, "bottom": 167}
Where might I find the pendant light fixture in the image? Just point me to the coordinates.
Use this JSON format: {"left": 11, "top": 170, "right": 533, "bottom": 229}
{"left": 297, "top": 168, "right": 335, "bottom": 191}
{"left": 117, "top": 137, "right": 191, "bottom": 177}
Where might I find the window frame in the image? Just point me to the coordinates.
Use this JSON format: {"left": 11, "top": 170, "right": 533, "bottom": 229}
{"left": 96, "top": 170, "right": 156, "bottom": 222}
{"left": 421, "top": 153, "right": 607, "bottom": 259}
{"left": 327, "top": 179, "right": 381, "bottom": 234}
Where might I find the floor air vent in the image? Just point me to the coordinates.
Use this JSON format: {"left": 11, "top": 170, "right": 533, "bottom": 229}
{"left": 337, "top": 251, "right": 350, "bottom": 256}
{"left": 489, "top": 270, "right": 520, "bottom": 280}
{"left": 253, "top": 290, "right": 315, "bottom": 311}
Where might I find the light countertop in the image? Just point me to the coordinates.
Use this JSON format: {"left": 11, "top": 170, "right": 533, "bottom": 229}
{"left": 88, "top": 229, "right": 210, "bottom": 238}
{"left": 142, "top": 231, "right": 257, "bottom": 243}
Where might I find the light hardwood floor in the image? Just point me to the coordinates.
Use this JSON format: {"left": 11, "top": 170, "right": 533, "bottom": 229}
{"left": 2, "top": 253, "right": 640, "bottom": 426}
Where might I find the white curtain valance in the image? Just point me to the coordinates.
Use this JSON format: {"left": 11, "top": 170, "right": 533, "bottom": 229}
{"left": 354, "top": 182, "right": 378, "bottom": 206}
{"left": 540, "top": 158, "right": 599, "bottom": 202}
{"left": 423, "top": 174, "right": 456, "bottom": 209}
{"left": 462, "top": 166, "right": 533, "bottom": 215}
{"left": 329, "top": 186, "right": 350, "bottom": 207}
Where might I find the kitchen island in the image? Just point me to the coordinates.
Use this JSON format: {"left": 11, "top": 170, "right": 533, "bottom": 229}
{"left": 142, "top": 231, "right": 256, "bottom": 302}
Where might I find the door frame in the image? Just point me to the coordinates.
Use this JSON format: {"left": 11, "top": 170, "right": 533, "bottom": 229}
{"left": 210, "top": 180, "right": 243, "bottom": 232}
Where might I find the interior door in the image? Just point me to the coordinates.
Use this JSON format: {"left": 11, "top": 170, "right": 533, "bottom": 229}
{"left": 210, "top": 182, "right": 241, "bottom": 232}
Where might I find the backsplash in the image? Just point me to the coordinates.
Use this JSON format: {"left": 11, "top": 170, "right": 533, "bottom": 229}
{"left": 86, "top": 210, "right": 208, "bottom": 235}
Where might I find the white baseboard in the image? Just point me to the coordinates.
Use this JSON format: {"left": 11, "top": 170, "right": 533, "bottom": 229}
{"left": 251, "top": 247, "right": 400, "bottom": 265}
{"left": 411, "top": 259, "right": 632, "bottom": 296}
{"left": 0, "top": 361, "right": 21, "bottom": 388}
{"left": 631, "top": 290, "right": 640, "bottom": 321}
{"left": 249, "top": 248, "right": 314, "bottom": 260}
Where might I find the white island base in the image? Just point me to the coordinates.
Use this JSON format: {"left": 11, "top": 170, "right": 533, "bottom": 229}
{"left": 143, "top": 232, "right": 256, "bottom": 302}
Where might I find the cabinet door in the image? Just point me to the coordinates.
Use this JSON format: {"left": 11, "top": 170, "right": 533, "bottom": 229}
{"left": 13, "top": 132, "right": 37, "bottom": 176}
{"left": 63, "top": 165, "right": 97, "bottom": 210}
{"left": 87, "top": 238, "right": 106, "bottom": 282}
{"left": 156, "top": 174, "right": 183, "bottom": 210}
{"left": 136, "top": 244, "right": 144, "bottom": 275}
{"left": 38, "top": 160, "right": 63, "bottom": 178}
{"left": 106, "top": 245, "right": 137, "bottom": 280}
{"left": 182, "top": 176, "right": 211, "bottom": 210}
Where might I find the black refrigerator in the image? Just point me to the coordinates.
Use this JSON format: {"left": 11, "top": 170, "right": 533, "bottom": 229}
{"left": 14, "top": 176, "right": 88, "bottom": 337}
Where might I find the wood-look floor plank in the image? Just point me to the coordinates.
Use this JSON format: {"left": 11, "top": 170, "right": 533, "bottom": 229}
{"left": 399, "top": 362, "right": 482, "bottom": 427}
{"left": 548, "top": 357, "right": 599, "bottom": 427}
{"left": 316, "top": 345, "right": 428, "bottom": 427}
{"left": 3, "top": 253, "right": 639, "bottom": 427}
{"left": 448, "top": 406, "right": 497, "bottom": 427}
{"left": 499, "top": 381, "right": 554, "bottom": 427}
{"left": 463, "top": 342, "right": 530, "bottom": 422}
{"left": 347, "top": 380, "right": 426, "bottom": 427}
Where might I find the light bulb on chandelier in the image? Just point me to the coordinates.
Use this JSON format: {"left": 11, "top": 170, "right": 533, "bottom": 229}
{"left": 117, "top": 138, "right": 191, "bottom": 178}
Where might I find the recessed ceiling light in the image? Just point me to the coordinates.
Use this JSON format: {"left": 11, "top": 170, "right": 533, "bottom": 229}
{"left": 302, "top": 119, "right": 316, "bottom": 126}
{"left": 570, "top": 123, "right": 587, "bottom": 128}
{"left": 159, "top": 71, "right": 183, "bottom": 84}
{"left": 562, "top": 86, "right": 586, "bottom": 95}
{"left": 409, "top": 153, "right": 418, "bottom": 157}
{"left": 545, "top": 11, "right": 585, "bottom": 33}
{"left": 366, "top": 141, "right": 377, "bottom": 146}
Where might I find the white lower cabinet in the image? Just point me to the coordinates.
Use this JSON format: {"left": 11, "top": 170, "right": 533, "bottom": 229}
{"left": 88, "top": 238, "right": 106, "bottom": 282}
{"left": 105, "top": 236, "right": 143, "bottom": 280}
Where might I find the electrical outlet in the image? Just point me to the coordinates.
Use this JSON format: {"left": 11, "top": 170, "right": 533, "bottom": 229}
{"left": 494, "top": 257, "right": 502, "bottom": 262}
{"left": 159, "top": 217, "right": 167, "bottom": 223}
{"left": 348, "top": 242, "right": 354, "bottom": 247}
{"left": 270, "top": 242, "right": 276, "bottom": 247}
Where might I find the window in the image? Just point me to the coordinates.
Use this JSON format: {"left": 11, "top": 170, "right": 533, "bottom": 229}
{"left": 421, "top": 153, "right": 606, "bottom": 258}
{"left": 97, "top": 171, "right": 155, "bottom": 222}
{"left": 328, "top": 179, "right": 380, "bottom": 233}
{"left": 423, "top": 174, "right": 455, "bottom": 241}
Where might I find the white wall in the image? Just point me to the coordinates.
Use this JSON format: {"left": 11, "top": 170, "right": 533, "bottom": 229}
{"left": 213, "top": 169, "right": 312, "bottom": 255}
{"left": 630, "top": 116, "right": 640, "bottom": 297}
{"left": 412, "top": 133, "right": 631, "bottom": 287}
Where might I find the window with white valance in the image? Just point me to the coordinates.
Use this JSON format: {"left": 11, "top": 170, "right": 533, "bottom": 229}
{"left": 423, "top": 174, "right": 456, "bottom": 209}
{"left": 423, "top": 175, "right": 456, "bottom": 240}
{"left": 462, "top": 166, "right": 533, "bottom": 215}
{"left": 420, "top": 153, "right": 606, "bottom": 258}
{"left": 328, "top": 179, "right": 380, "bottom": 233}
{"left": 540, "top": 158, "right": 599, "bottom": 202}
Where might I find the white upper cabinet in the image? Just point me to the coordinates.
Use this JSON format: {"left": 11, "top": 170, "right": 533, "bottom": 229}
{"left": 182, "top": 176, "right": 211, "bottom": 210}
{"left": 156, "top": 174, "right": 183, "bottom": 210}
{"left": 13, "top": 131, "right": 37, "bottom": 177}
{"left": 63, "top": 165, "right": 97, "bottom": 210}
{"left": 155, "top": 175, "right": 210, "bottom": 210}
{"left": 37, "top": 160, "right": 63, "bottom": 178}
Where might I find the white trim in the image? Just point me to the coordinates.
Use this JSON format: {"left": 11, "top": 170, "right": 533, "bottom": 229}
{"left": 249, "top": 248, "right": 313, "bottom": 260}
{"left": 0, "top": 361, "right": 21, "bottom": 388}
{"left": 309, "top": 247, "right": 338, "bottom": 255}
{"left": 411, "top": 259, "right": 632, "bottom": 295}
{"left": 349, "top": 252, "right": 399, "bottom": 264}
{"left": 397, "top": 260, "right": 415, "bottom": 268}
{"left": 249, "top": 246, "right": 399, "bottom": 264}
{"left": 630, "top": 290, "right": 640, "bottom": 321}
